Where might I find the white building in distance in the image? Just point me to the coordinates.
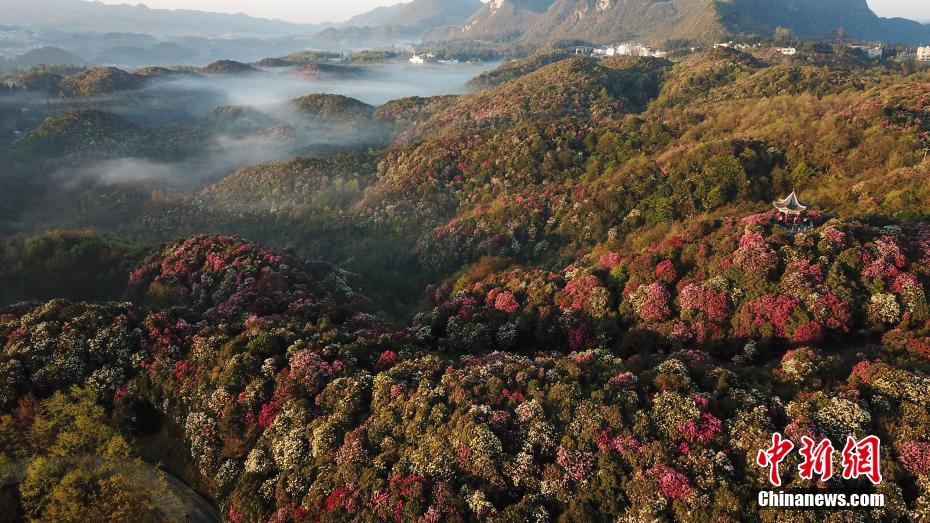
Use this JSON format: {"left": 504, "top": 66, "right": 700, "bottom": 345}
{"left": 918, "top": 46, "right": 930, "bottom": 62}
{"left": 587, "top": 42, "right": 669, "bottom": 59}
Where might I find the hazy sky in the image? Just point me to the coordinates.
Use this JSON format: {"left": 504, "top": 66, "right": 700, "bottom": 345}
{"left": 92, "top": 0, "right": 930, "bottom": 24}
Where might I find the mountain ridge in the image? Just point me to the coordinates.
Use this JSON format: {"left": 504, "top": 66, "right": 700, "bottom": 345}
{"left": 442, "top": 0, "right": 930, "bottom": 45}
{"left": 342, "top": 3, "right": 407, "bottom": 28}
{"left": 380, "top": 0, "right": 485, "bottom": 31}
{"left": 337, "top": 0, "right": 485, "bottom": 42}
{"left": 0, "top": 0, "right": 331, "bottom": 36}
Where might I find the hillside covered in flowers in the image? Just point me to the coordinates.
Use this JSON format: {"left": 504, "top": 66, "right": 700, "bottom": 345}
{"left": 2, "top": 214, "right": 929, "bottom": 520}
{"left": 1, "top": 45, "right": 930, "bottom": 521}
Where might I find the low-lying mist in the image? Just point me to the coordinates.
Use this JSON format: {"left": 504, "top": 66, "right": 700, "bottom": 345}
{"left": 0, "top": 61, "right": 498, "bottom": 232}
{"left": 1, "top": 61, "right": 496, "bottom": 145}
{"left": 59, "top": 123, "right": 373, "bottom": 191}
{"left": 145, "top": 61, "right": 497, "bottom": 107}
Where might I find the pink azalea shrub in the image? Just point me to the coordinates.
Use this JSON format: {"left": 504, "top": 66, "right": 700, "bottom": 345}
{"left": 556, "top": 274, "right": 603, "bottom": 312}
{"left": 600, "top": 251, "right": 622, "bottom": 269}
{"left": 899, "top": 441, "right": 930, "bottom": 476}
{"left": 655, "top": 260, "right": 678, "bottom": 283}
{"left": 325, "top": 485, "right": 360, "bottom": 513}
{"left": 630, "top": 282, "right": 672, "bottom": 322}
{"left": 733, "top": 230, "right": 778, "bottom": 277}
{"left": 791, "top": 320, "right": 825, "bottom": 344}
{"left": 492, "top": 290, "right": 521, "bottom": 313}
{"left": 862, "top": 236, "right": 907, "bottom": 281}
{"left": 678, "top": 283, "right": 729, "bottom": 322}
{"left": 814, "top": 292, "right": 853, "bottom": 333}
{"left": 376, "top": 350, "right": 399, "bottom": 371}
{"left": 734, "top": 294, "right": 799, "bottom": 339}
{"left": 556, "top": 446, "right": 594, "bottom": 483}
{"left": 648, "top": 464, "right": 692, "bottom": 500}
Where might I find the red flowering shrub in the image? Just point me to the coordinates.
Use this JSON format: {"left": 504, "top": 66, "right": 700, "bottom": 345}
{"left": 630, "top": 282, "right": 672, "bottom": 322}
{"left": 678, "top": 283, "right": 729, "bottom": 322}
{"left": 678, "top": 413, "right": 722, "bottom": 445}
{"left": 608, "top": 372, "right": 636, "bottom": 389}
{"left": 376, "top": 350, "right": 399, "bottom": 371}
{"left": 599, "top": 252, "right": 621, "bottom": 269}
{"left": 556, "top": 446, "right": 594, "bottom": 483}
{"left": 595, "top": 429, "right": 641, "bottom": 457}
{"left": 791, "top": 320, "right": 825, "bottom": 344}
{"left": 821, "top": 226, "right": 848, "bottom": 250}
{"left": 655, "top": 260, "right": 677, "bottom": 283}
{"left": 258, "top": 399, "right": 282, "bottom": 429}
{"left": 173, "top": 359, "right": 194, "bottom": 382}
{"left": 848, "top": 360, "right": 885, "bottom": 386}
{"left": 813, "top": 292, "right": 853, "bottom": 333}
{"left": 556, "top": 274, "right": 602, "bottom": 312}
{"left": 648, "top": 464, "right": 692, "bottom": 500}
{"left": 906, "top": 337, "right": 930, "bottom": 359}
{"left": 733, "top": 230, "right": 778, "bottom": 277}
{"left": 492, "top": 290, "right": 520, "bottom": 313}
{"left": 734, "top": 294, "right": 799, "bottom": 339}
{"left": 898, "top": 441, "right": 930, "bottom": 476}
{"left": 567, "top": 326, "right": 589, "bottom": 351}
{"left": 370, "top": 475, "right": 428, "bottom": 522}
{"left": 862, "top": 236, "right": 907, "bottom": 282}
{"left": 289, "top": 349, "right": 338, "bottom": 395}
{"left": 325, "top": 485, "right": 360, "bottom": 513}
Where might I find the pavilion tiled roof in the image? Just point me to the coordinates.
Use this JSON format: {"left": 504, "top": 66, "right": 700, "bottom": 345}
{"left": 773, "top": 191, "right": 807, "bottom": 215}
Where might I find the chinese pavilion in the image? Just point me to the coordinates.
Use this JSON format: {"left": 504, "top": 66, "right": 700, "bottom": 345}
{"left": 773, "top": 191, "right": 807, "bottom": 224}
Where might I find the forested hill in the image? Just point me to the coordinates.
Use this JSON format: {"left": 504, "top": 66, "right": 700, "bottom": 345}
{"left": 443, "top": 0, "right": 930, "bottom": 45}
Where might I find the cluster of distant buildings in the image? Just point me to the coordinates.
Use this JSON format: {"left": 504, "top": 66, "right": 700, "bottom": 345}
{"left": 408, "top": 40, "right": 930, "bottom": 67}
{"left": 714, "top": 41, "right": 801, "bottom": 56}
{"left": 575, "top": 40, "right": 801, "bottom": 60}
{"left": 715, "top": 41, "right": 761, "bottom": 52}
{"left": 594, "top": 43, "right": 668, "bottom": 59}
{"left": 572, "top": 40, "right": 883, "bottom": 61}
{"left": 408, "top": 53, "right": 459, "bottom": 65}
{"left": 574, "top": 43, "right": 669, "bottom": 59}
{"left": 717, "top": 41, "right": 891, "bottom": 60}
{"left": 883, "top": 45, "right": 930, "bottom": 63}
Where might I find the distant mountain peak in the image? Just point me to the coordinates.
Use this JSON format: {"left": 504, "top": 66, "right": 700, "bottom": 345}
{"left": 344, "top": 0, "right": 484, "bottom": 32}
{"left": 0, "top": 0, "right": 329, "bottom": 36}
{"left": 448, "top": 0, "right": 930, "bottom": 45}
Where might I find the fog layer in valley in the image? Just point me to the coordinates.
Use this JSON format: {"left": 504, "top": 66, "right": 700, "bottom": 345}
{"left": 0, "top": 61, "right": 497, "bottom": 231}
{"left": 2, "top": 62, "right": 497, "bottom": 134}
{"left": 150, "top": 62, "right": 497, "bottom": 107}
